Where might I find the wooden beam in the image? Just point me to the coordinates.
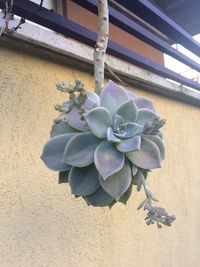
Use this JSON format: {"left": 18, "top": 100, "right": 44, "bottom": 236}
{"left": 1, "top": 0, "right": 200, "bottom": 91}
{"left": 73, "top": 0, "right": 200, "bottom": 73}
{"left": 114, "top": 0, "right": 200, "bottom": 57}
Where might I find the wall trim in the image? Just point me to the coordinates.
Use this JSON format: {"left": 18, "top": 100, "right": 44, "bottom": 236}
{"left": 0, "top": 17, "right": 200, "bottom": 105}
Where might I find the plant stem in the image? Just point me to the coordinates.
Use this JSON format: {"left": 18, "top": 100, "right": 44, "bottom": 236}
{"left": 141, "top": 174, "right": 152, "bottom": 205}
{"left": 94, "top": 0, "right": 109, "bottom": 95}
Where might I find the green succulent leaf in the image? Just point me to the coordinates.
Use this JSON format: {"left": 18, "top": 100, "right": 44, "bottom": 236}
{"left": 136, "top": 108, "right": 158, "bottom": 127}
{"left": 59, "top": 171, "right": 69, "bottom": 184}
{"left": 131, "top": 95, "right": 156, "bottom": 113}
{"left": 145, "top": 135, "right": 165, "bottom": 161}
{"left": 84, "top": 187, "right": 114, "bottom": 207}
{"left": 41, "top": 134, "right": 75, "bottom": 171}
{"left": 95, "top": 141, "right": 125, "bottom": 180}
{"left": 114, "top": 114, "right": 124, "bottom": 131}
{"left": 116, "top": 100, "right": 138, "bottom": 122}
{"left": 125, "top": 123, "right": 142, "bottom": 138}
{"left": 66, "top": 107, "right": 90, "bottom": 131}
{"left": 132, "top": 169, "right": 144, "bottom": 191}
{"left": 85, "top": 107, "right": 112, "bottom": 138}
{"left": 99, "top": 160, "right": 132, "bottom": 201}
{"left": 62, "top": 132, "right": 101, "bottom": 167}
{"left": 86, "top": 92, "right": 100, "bottom": 106}
{"left": 50, "top": 121, "right": 79, "bottom": 138}
{"left": 107, "top": 127, "right": 121, "bottom": 143}
{"left": 69, "top": 164, "right": 100, "bottom": 196}
{"left": 100, "top": 80, "right": 129, "bottom": 117}
{"left": 126, "top": 137, "right": 161, "bottom": 169}
{"left": 117, "top": 135, "right": 141, "bottom": 152}
{"left": 131, "top": 164, "right": 138, "bottom": 176}
{"left": 119, "top": 184, "right": 132, "bottom": 205}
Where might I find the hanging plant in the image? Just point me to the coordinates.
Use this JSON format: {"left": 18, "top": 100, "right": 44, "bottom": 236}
{"left": 41, "top": 0, "right": 175, "bottom": 228}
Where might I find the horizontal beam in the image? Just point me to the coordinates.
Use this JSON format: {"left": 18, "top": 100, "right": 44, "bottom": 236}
{"left": 73, "top": 0, "right": 200, "bottom": 73}
{"left": 1, "top": 0, "right": 200, "bottom": 91}
{"left": 114, "top": 0, "right": 200, "bottom": 57}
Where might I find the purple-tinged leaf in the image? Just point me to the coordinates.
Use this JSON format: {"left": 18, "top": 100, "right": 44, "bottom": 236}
{"left": 66, "top": 107, "right": 89, "bottom": 131}
{"left": 131, "top": 164, "right": 138, "bottom": 176}
{"left": 100, "top": 80, "right": 129, "bottom": 117}
{"left": 99, "top": 160, "right": 132, "bottom": 201}
{"left": 62, "top": 132, "right": 101, "bottom": 167}
{"left": 126, "top": 137, "right": 161, "bottom": 169}
{"left": 50, "top": 121, "right": 79, "bottom": 138}
{"left": 41, "top": 134, "right": 75, "bottom": 171}
{"left": 136, "top": 109, "right": 158, "bottom": 127}
{"left": 146, "top": 135, "right": 165, "bottom": 161}
{"left": 84, "top": 187, "right": 114, "bottom": 207}
{"left": 116, "top": 99, "right": 138, "bottom": 122}
{"left": 134, "top": 96, "right": 156, "bottom": 113}
{"left": 117, "top": 135, "right": 141, "bottom": 152}
{"left": 69, "top": 164, "right": 100, "bottom": 196}
{"left": 107, "top": 127, "right": 121, "bottom": 143}
{"left": 85, "top": 107, "right": 112, "bottom": 138}
{"left": 94, "top": 141, "right": 125, "bottom": 180}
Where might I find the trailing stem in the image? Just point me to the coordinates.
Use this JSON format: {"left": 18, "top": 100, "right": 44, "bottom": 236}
{"left": 138, "top": 174, "right": 176, "bottom": 228}
{"left": 94, "top": 0, "right": 109, "bottom": 95}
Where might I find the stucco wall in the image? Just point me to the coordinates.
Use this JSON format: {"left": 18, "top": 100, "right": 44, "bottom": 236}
{"left": 0, "top": 41, "right": 200, "bottom": 267}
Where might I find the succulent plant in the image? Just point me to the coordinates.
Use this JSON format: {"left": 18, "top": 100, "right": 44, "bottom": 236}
{"left": 41, "top": 79, "right": 175, "bottom": 227}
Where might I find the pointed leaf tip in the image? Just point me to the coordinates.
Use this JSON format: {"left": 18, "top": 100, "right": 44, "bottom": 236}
{"left": 126, "top": 137, "right": 161, "bottom": 169}
{"left": 41, "top": 134, "right": 75, "bottom": 171}
{"left": 69, "top": 165, "right": 100, "bottom": 196}
{"left": 99, "top": 160, "right": 132, "bottom": 201}
{"left": 100, "top": 81, "right": 129, "bottom": 117}
{"left": 85, "top": 107, "right": 112, "bottom": 138}
{"left": 62, "top": 132, "right": 101, "bottom": 167}
{"left": 95, "top": 141, "right": 125, "bottom": 180}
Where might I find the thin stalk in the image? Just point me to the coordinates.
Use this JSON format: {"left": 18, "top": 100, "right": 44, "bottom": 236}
{"left": 94, "top": 0, "right": 109, "bottom": 95}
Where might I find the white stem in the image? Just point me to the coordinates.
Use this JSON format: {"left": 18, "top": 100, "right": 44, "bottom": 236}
{"left": 94, "top": 0, "right": 109, "bottom": 95}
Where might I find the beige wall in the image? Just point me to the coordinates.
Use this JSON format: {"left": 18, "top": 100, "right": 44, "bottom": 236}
{"left": 0, "top": 41, "right": 200, "bottom": 267}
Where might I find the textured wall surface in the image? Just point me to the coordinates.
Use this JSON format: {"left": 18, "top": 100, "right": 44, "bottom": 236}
{"left": 0, "top": 41, "right": 200, "bottom": 267}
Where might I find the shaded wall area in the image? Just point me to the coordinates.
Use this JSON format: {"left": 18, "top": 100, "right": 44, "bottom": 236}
{"left": 0, "top": 41, "right": 200, "bottom": 267}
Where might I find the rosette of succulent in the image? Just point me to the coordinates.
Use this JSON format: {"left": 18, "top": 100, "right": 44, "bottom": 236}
{"left": 41, "top": 79, "right": 175, "bottom": 228}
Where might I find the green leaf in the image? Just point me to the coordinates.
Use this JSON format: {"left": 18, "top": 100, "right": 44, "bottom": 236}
{"left": 126, "top": 137, "right": 161, "bottom": 169}
{"left": 86, "top": 92, "right": 100, "bottom": 106}
{"left": 100, "top": 80, "right": 129, "bottom": 117}
{"left": 69, "top": 164, "right": 100, "bottom": 196}
{"left": 115, "top": 123, "right": 142, "bottom": 139}
{"left": 99, "top": 160, "right": 132, "bottom": 201}
{"left": 94, "top": 141, "right": 125, "bottom": 180}
{"left": 85, "top": 107, "right": 112, "bottom": 138}
{"left": 66, "top": 107, "right": 90, "bottom": 131}
{"left": 117, "top": 136, "right": 141, "bottom": 152}
{"left": 62, "top": 132, "right": 101, "bottom": 167}
{"left": 119, "top": 184, "right": 132, "bottom": 205}
{"left": 133, "top": 96, "right": 156, "bottom": 113}
{"left": 84, "top": 187, "right": 114, "bottom": 207}
{"left": 134, "top": 169, "right": 144, "bottom": 191}
{"left": 107, "top": 127, "right": 121, "bottom": 143}
{"left": 50, "top": 121, "right": 79, "bottom": 138}
{"left": 59, "top": 171, "right": 69, "bottom": 184}
{"left": 114, "top": 114, "right": 124, "bottom": 131}
{"left": 116, "top": 100, "right": 138, "bottom": 122}
{"left": 131, "top": 164, "right": 138, "bottom": 176}
{"left": 41, "top": 134, "right": 75, "bottom": 171}
{"left": 145, "top": 135, "right": 165, "bottom": 161}
{"left": 136, "top": 109, "right": 158, "bottom": 126}
{"left": 125, "top": 123, "right": 143, "bottom": 138}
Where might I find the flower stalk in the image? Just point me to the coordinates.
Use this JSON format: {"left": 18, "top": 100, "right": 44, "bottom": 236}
{"left": 138, "top": 174, "right": 176, "bottom": 228}
{"left": 94, "top": 0, "right": 109, "bottom": 95}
